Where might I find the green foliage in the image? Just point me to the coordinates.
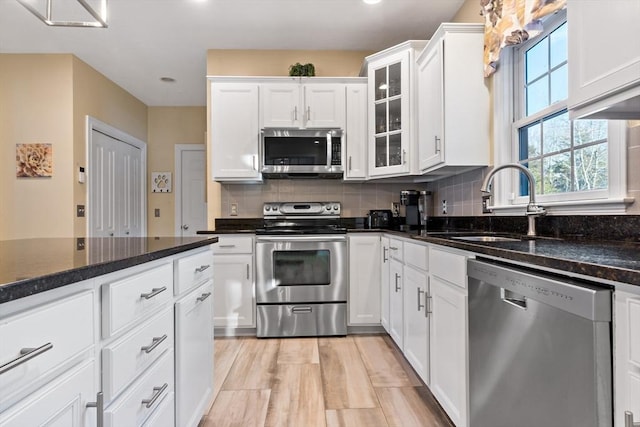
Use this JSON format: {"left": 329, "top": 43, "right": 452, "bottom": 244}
{"left": 289, "top": 63, "right": 315, "bottom": 77}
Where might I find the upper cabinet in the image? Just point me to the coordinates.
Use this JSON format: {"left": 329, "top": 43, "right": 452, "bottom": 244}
{"left": 365, "top": 41, "right": 427, "bottom": 178}
{"left": 344, "top": 83, "right": 368, "bottom": 180}
{"left": 210, "top": 80, "right": 261, "bottom": 182}
{"left": 261, "top": 81, "right": 346, "bottom": 129}
{"left": 568, "top": 0, "right": 640, "bottom": 119}
{"left": 417, "top": 23, "right": 489, "bottom": 176}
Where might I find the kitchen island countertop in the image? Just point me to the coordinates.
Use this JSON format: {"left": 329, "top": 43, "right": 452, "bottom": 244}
{"left": 0, "top": 236, "right": 218, "bottom": 304}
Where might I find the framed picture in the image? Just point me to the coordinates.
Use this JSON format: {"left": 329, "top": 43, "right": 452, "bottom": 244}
{"left": 16, "top": 143, "right": 53, "bottom": 177}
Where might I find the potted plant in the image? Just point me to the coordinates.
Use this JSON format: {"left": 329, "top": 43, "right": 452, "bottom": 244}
{"left": 289, "top": 62, "right": 315, "bottom": 77}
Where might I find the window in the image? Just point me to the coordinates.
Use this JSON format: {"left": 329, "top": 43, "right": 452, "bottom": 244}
{"left": 492, "top": 10, "right": 628, "bottom": 214}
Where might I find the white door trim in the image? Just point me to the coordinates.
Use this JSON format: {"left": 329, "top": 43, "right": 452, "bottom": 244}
{"left": 86, "top": 116, "right": 147, "bottom": 237}
{"left": 174, "top": 144, "right": 206, "bottom": 235}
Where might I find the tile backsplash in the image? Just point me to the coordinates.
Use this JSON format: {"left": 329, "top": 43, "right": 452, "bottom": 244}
{"left": 220, "top": 181, "right": 429, "bottom": 218}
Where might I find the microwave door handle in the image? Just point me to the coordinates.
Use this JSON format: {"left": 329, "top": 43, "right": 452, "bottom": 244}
{"left": 327, "top": 132, "right": 332, "bottom": 167}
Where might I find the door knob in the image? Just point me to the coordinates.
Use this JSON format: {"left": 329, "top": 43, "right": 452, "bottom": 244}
{"left": 182, "top": 224, "right": 189, "bottom": 230}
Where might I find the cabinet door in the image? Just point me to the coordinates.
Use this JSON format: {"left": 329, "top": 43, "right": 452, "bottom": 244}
{"left": 212, "top": 254, "right": 255, "bottom": 328}
{"left": 368, "top": 51, "right": 411, "bottom": 177}
{"left": 615, "top": 290, "right": 640, "bottom": 427}
{"left": 418, "top": 40, "right": 444, "bottom": 171}
{"left": 348, "top": 235, "right": 381, "bottom": 325}
{"left": 568, "top": 0, "right": 640, "bottom": 118}
{"left": 303, "top": 84, "right": 345, "bottom": 128}
{"left": 211, "top": 83, "right": 261, "bottom": 181}
{"left": 261, "top": 84, "right": 301, "bottom": 128}
{"left": 345, "top": 83, "right": 368, "bottom": 180}
{"left": 0, "top": 360, "right": 95, "bottom": 427}
{"left": 380, "top": 237, "right": 390, "bottom": 332}
{"left": 175, "top": 281, "right": 214, "bottom": 427}
{"left": 389, "top": 258, "right": 404, "bottom": 349}
{"left": 403, "top": 265, "right": 429, "bottom": 385}
{"left": 430, "top": 276, "right": 468, "bottom": 427}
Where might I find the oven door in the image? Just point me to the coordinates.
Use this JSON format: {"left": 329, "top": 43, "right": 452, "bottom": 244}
{"left": 255, "top": 235, "right": 347, "bottom": 304}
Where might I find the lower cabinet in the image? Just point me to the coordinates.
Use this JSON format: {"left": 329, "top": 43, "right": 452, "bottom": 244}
{"left": 389, "top": 258, "right": 404, "bottom": 349}
{"left": 175, "top": 281, "right": 214, "bottom": 427}
{"left": 348, "top": 234, "right": 381, "bottom": 325}
{"left": 380, "top": 236, "right": 391, "bottom": 332}
{"left": 614, "top": 289, "right": 640, "bottom": 427}
{"left": 403, "top": 264, "right": 430, "bottom": 385}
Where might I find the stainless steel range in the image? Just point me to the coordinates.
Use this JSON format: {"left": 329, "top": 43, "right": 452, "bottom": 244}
{"left": 255, "top": 202, "right": 347, "bottom": 337}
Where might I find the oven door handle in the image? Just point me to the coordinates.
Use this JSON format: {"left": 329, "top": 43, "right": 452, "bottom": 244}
{"left": 256, "top": 236, "right": 347, "bottom": 243}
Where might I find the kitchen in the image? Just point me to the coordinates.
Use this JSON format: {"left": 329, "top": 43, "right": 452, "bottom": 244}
{"left": 1, "top": 0, "right": 640, "bottom": 426}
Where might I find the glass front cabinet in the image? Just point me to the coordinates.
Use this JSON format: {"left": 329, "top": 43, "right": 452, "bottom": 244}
{"left": 365, "top": 41, "right": 427, "bottom": 178}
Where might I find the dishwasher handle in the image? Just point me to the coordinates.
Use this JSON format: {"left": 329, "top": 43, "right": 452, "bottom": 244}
{"left": 501, "top": 288, "right": 527, "bottom": 310}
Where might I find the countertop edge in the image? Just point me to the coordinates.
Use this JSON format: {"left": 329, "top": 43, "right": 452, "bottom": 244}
{"left": 0, "top": 237, "right": 218, "bottom": 305}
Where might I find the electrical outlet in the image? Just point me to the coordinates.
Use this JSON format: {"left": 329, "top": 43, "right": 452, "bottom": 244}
{"left": 442, "top": 200, "right": 447, "bottom": 215}
{"left": 76, "top": 205, "right": 85, "bottom": 217}
{"left": 391, "top": 202, "right": 400, "bottom": 217}
{"left": 154, "top": 208, "right": 160, "bottom": 217}
{"left": 482, "top": 195, "right": 492, "bottom": 214}
{"left": 230, "top": 203, "right": 238, "bottom": 216}
{"left": 76, "top": 237, "right": 85, "bottom": 251}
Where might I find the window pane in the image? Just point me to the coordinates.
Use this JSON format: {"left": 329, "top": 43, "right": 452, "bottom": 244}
{"left": 543, "top": 152, "right": 572, "bottom": 193}
{"left": 375, "top": 68, "right": 387, "bottom": 101}
{"left": 574, "top": 144, "right": 608, "bottom": 191}
{"left": 519, "top": 160, "right": 542, "bottom": 196}
{"left": 526, "top": 39, "right": 549, "bottom": 83}
{"left": 375, "top": 102, "right": 387, "bottom": 134}
{"left": 550, "top": 64, "right": 568, "bottom": 104}
{"left": 389, "top": 98, "right": 401, "bottom": 131}
{"left": 550, "top": 23, "right": 567, "bottom": 68}
{"left": 519, "top": 122, "right": 541, "bottom": 159}
{"left": 574, "top": 120, "right": 608, "bottom": 146}
{"left": 526, "top": 76, "right": 549, "bottom": 115}
{"left": 389, "top": 134, "right": 402, "bottom": 166}
{"left": 388, "top": 63, "right": 401, "bottom": 97}
{"left": 375, "top": 136, "right": 387, "bottom": 167}
{"left": 542, "top": 112, "right": 570, "bottom": 154}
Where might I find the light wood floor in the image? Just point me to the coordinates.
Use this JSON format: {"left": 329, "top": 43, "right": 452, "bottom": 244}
{"left": 202, "top": 335, "right": 454, "bottom": 427}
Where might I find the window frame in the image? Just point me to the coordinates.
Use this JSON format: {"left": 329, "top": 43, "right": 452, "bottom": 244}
{"left": 491, "top": 10, "right": 630, "bottom": 215}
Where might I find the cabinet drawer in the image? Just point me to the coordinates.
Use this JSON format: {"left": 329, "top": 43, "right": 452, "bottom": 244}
{"left": 212, "top": 236, "right": 253, "bottom": 254}
{"left": 102, "top": 263, "right": 173, "bottom": 338}
{"left": 102, "top": 308, "right": 174, "bottom": 402}
{"left": 175, "top": 249, "right": 214, "bottom": 295}
{"left": 0, "top": 291, "right": 94, "bottom": 409}
{"left": 105, "top": 350, "right": 174, "bottom": 427}
{"left": 389, "top": 238, "right": 404, "bottom": 262}
{"left": 404, "top": 242, "right": 428, "bottom": 271}
{"left": 430, "top": 247, "right": 467, "bottom": 289}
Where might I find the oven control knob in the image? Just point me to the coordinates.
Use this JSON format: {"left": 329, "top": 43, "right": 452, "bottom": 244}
{"left": 273, "top": 206, "right": 278, "bottom": 211}
{"left": 325, "top": 206, "right": 331, "bottom": 211}
{"left": 265, "top": 206, "right": 271, "bottom": 211}
{"left": 333, "top": 205, "right": 339, "bottom": 211}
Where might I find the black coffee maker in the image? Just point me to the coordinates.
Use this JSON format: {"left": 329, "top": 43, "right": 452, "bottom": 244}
{"left": 400, "top": 190, "right": 419, "bottom": 231}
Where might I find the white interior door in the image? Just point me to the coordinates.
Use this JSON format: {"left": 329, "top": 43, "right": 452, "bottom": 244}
{"left": 175, "top": 145, "right": 207, "bottom": 236}
{"left": 88, "top": 117, "right": 146, "bottom": 238}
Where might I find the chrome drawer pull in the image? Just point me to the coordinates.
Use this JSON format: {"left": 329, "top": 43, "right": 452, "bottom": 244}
{"left": 86, "top": 392, "right": 104, "bottom": 427}
{"left": 218, "top": 244, "right": 236, "bottom": 248}
{"left": 0, "top": 342, "right": 53, "bottom": 375}
{"left": 195, "top": 264, "right": 210, "bottom": 273}
{"left": 142, "top": 383, "right": 168, "bottom": 408}
{"left": 140, "top": 286, "right": 167, "bottom": 300}
{"left": 197, "top": 292, "right": 212, "bottom": 302}
{"left": 394, "top": 273, "right": 401, "bottom": 292}
{"left": 383, "top": 247, "right": 388, "bottom": 262}
{"left": 626, "top": 411, "right": 640, "bottom": 427}
{"left": 390, "top": 246, "right": 398, "bottom": 250}
{"left": 141, "top": 334, "right": 168, "bottom": 354}
{"left": 425, "top": 294, "right": 432, "bottom": 318}
{"left": 417, "top": 288, "right": 425, "bottom": 311}
{"left": 292, "top": 306, "right": 312, "bottom": 313}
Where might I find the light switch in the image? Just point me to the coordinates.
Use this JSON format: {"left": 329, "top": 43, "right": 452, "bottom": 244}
{"left": 154, "top": 208, "right": 160, "bottom": 217}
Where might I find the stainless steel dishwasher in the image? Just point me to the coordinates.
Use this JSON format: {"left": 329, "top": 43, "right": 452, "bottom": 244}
{"left": 467, "top": 259, "right": 613, "bottom": 427}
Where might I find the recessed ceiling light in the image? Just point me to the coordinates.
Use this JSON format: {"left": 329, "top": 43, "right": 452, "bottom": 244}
{"left": 160, "top": 77, "right": 176, "bottom": 83}
{"left": 363, "top": 0, "right": 382, "bottom": 4}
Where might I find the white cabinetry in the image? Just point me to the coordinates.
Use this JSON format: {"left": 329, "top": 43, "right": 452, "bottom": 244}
{"left": 388, "top": 238, "right": 405, "bottom": 348}
{"left": 261, "top": 82, "right": 345, "bottom": 129}
{"left": 614, "top": 289, "right": 640, "bottom": 427}
{"left": 345, "top": 82, "right": 368, "bottom": 180}
{"left": 348, "top": 234, "right": 381, "bottom": 325}
{"left": 568, "top": 0, "right": 640, "bottom": 119}
{"left": 429, "top": 246, "right": 470, "bottom": 427}
{"left": 210, "top": 81, "right": 261, "bottom": 182}
{"left": 380, "top": 236, "right": 390, "bottom": 332}
{"left": 416, "top": 23, "right": 488, "bottom": 176}
{"left": 365, "top": 41, "right": 427, "bottom": 178}
{"left": 211, "top": 235, "right": 255, "bottom": 330}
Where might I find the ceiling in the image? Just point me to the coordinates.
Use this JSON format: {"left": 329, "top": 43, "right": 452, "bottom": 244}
{"left": 0, "top": 0, "right": 465, "bottom": 106}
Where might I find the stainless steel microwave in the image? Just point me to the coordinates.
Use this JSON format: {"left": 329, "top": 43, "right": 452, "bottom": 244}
{"left": 261, "top": 128, "right": 343, "bottom": 179}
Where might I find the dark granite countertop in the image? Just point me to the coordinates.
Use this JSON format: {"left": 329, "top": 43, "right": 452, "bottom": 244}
{"left": 0, "top": 236, "right": 218, "bottom": 304}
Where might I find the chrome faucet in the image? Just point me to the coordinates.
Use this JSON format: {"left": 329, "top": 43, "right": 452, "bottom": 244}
{"left": 480, "top": 163, "right": 546, "bottom": 237}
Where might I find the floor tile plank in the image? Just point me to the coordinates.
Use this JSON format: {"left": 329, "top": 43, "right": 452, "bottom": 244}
{"left": 325, "top": 408, "right": 389, "bottom": 427}
{"left": 212, "top": 338, "right": 243, "bottom": 400}
{"left": 265, "top": 364, "right": 326, "bottom": 427}
{"left": 221, "top": 338, "right": 280, "bottom": 390}
{"left": 318, "top": 337, "right": 378, "bottom": 409}
{"left": 375, "top": 387, "right": 454, "bottom": 427}
{"left": 204, "top": 390, "right": 270, "bottom": 427}
{"left": 354, "top": 335, "right": 422, "bottom": 387}
{"left": 277, "top": 338, "right": 319, "bottom": 364}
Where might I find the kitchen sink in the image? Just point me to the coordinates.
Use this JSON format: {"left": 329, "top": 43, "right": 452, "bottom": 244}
{"left": 450, "top": 235, "right": 521, "bottom": 242}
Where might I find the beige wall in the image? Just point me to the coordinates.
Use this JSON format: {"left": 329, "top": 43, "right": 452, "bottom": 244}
{"left": 0, "top": 54, "right": 75, "bottom": 240}
{"left": 452, "top": 0, "right": 484, "bottom": 24}
{"left": 147, "top": 107, "right": 207, "bottom": 236}
{"left": 72, "top": 57, "right": 148, "bottom": 237}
